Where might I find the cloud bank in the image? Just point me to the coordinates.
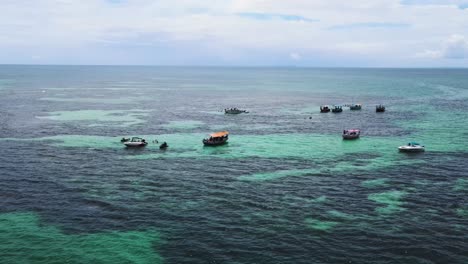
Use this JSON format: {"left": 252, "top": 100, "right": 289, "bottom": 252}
{"left": 0, "top": 0, "right": 467, "bottom": 66}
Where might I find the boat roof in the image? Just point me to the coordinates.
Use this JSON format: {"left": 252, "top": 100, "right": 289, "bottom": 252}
{"left": 210, "top": 131, "right": 229, "bottom": 137}
{"left": 409, "top": 142, "right": 420, "bottom": 145}
{"left": 346, "top": 129, "right": 360, "bottom": 132}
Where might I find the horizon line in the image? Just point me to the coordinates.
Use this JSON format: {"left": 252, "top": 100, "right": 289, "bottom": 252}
{"left": 0, "top": 63, "right": 467, "bottom": 69}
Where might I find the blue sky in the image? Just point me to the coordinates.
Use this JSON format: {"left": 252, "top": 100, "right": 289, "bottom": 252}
{"left": 0, "top": 0, "right": 468, "bottom": 66}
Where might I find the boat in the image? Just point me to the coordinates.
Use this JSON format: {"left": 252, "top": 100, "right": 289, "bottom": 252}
{"left": 123, "top": 137, "right": 148, "bottom": 147}
{"left": 398, "top": 142, "right": 425, "bottom": 152}
{"left": 203, "top": 131, "right": 229, "bottom": 146}
{"left": 342, "top": 129, "right": 360, "bottom": 140}
{"left": 320, "top": 105, "right": 330, "bottom": 113}
{"left": 350, "top": 104, "right": 362, "bottom": 110}
{"left": 332, "top": 105, "right": 343, "bottom": 113}
{"left": 225, "top": 108, "right": 248, "bottom": 114}
{"left": 159, "top": 142, "right": 168, "bottom": 149}
{"left": 376, "top": 104, "right": 385, "bottom": 112}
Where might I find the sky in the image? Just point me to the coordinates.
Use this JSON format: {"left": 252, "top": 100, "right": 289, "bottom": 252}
{"left": 1, "top": 0, "right": 468, "bottom": 67}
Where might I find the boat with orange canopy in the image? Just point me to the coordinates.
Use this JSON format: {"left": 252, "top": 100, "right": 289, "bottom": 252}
{"left": 203, "top": 131, "right": 229, "bottom": 146}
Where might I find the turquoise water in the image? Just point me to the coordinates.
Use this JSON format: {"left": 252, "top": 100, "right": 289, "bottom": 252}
{"left": 0, "top": 66, "right": 467, "bottom": 263}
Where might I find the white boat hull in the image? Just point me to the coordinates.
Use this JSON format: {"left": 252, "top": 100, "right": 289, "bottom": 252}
{"left": 124, "top": 142, "right": 147, "bottom": 147}
{"left": 398, "top": 146, "right": 425, "bottom": 152}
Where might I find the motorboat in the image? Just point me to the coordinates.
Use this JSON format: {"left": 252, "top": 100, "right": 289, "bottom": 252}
{"left": 123, "top": 137, "right": 148, "bottom": 147}
{"left": 398, "top": 142, "right": 425, "bottom": 152}
{"left": 203, "top": 131, "right": 229, "bottom": 146}
{"left": 332, "top": 105, "right": 343, "bottom": 113}
{"left": 350, "top": 104, "right": 362, "bottom": 110}
{"left": 342, "top": 129, "right": 360, "bottom": 140}
{"left": 376, "top": 104, "right": 385, "bottom": 112}
{"left": 320, "top": 105, "right": 331, "bottom": 113}
{"left": 225, "top": 108, "right": 248, "bottom": 114}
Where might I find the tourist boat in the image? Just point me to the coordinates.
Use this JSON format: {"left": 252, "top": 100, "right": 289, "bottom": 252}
{"left": 225, "top": 108, "right": 248, "bottom": 114}
{"left": 398, "top": 142, "right": 425, "bottom": 152}
{"left": 123, "top": 137, "right": 148, "bottom": 147}
{"left": 320, "top": 105, "right": 330, "bottom": 113}
{"left": 376, "top": 104, "right": 385, "bottom": 112}
{"left": 203, "top": 131, "right": 229, "bottom": 146}
{"left": 332, "top": 105, "right": 343, "bottom": 113}
{"left": 350, "top": 104, "right": 362, "bottom": 110}
{"left": 342, "top": 129, "right": 360, "bottom": 140}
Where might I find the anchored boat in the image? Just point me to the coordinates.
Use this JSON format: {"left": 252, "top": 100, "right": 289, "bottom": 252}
{"left": 203, "top": 131, "right": 229, "bottom": 146}
{"left": 123, "top": 137, "right": 148, "bottom": 147}
{"left": 343, "top": 129, "right": 360, "bottom": 140}
{"left": 376, "top": 104, "right": 386, "bottom": 112}
{"left": 320, "top": 105, "right": 331, "bottom": 113}
{"left": 332, "top": 105, "right": 343, "bottom": 113}
{"left": 350, "top": 104, "right": 362, "bottom": 110}
{"left": 398, "top": 142, "right": 425, "bottom": 152}
{"left": 225, "top": 108, "right": 248, "bottom": 114}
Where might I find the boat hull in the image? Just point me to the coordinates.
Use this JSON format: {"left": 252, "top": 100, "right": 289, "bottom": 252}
{"left": 225, "top": 110, "right": 248, "bottom": 114}
{"left": 124, "top": 142, "right": 147, "bottom": 147}
{"left": 342, "top": 135, "right": 360, "bottom": 140}
{"left": 203, "top": 139, "right": 228, "bottom": 146}
{"left": 398, "top": 146, "right": 425, "bottom": 152}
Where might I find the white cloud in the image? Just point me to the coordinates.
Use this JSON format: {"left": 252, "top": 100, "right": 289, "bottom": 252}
{"left": 289, "top": 52, "right": 301, "bottom": 60}
{"left": 414, "top": 50, "right": 442, "bottom": 59}
{"left": 415, "top": 35, "right": 468, "bottom": 59}
{"left": 443, "top": 34, "right": 468, "bottom": 58}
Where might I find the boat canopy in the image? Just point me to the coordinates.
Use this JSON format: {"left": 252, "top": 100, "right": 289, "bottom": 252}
{"left": 409, "top": 142, "right": 420, "bottom": 145}
{"left": 210, "top": 131, "right": 229, "bottom": 138}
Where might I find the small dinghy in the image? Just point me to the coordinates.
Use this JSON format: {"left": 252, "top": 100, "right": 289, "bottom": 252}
{"left": 225, "top": 108, "right": 248, "bottom": 114}
{"left": 320, "top": 105, "right": 331, "bottom": 113}
{"left": 398, "top": 142, "right": 425, "bottom": 152}
{"left": 123, "top": 137, "right": 147, "bottom": 147}
{"left": 343, "top": 129, "right": 360, "bottom": 140}
{"left": 376, "top": 104, "right": 385, "bottom": 112}
{"left": 203, "top": 131, "right": 229, "bottom": 146}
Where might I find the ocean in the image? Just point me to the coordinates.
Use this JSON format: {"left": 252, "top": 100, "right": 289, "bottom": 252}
{"left": 0, "top": 66, "right": 467, "bottom": 263}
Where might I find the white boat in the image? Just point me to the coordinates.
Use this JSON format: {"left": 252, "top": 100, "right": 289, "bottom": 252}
{"left": 343, "top": 129, "right": 360, "bottom": 140}
{"left": 123, "top": 137, "right": 148, "bottom": 147}
{"left": 398, "top": 142, "right": 425, "bottom": 152}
